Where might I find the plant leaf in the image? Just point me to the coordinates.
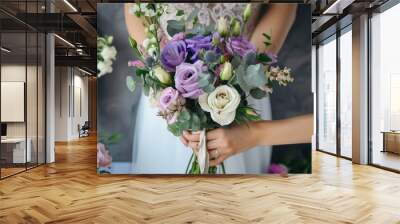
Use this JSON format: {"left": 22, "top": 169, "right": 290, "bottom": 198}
{"left": 167, "top": 20, "right": 185, "bottom": 37}
{"left": 244, "top": 64, "right": 267, "bottom": 87}
{"left": 176, "top": 9, "right": 184, "bottom": 17}
{"left": 204, "top": 51, "right": 218, "bottom": 64}
{"left": 256, "top": 53, "right": 272, "bottom": 63}
{"left": 126, "top": 76, "right": 136, "bottom": 92}
{"left": 250, "top": 88, "right": 267, "bottom": 99}
{"left": 244, "top": 52, "right": 257, "bottom": 65}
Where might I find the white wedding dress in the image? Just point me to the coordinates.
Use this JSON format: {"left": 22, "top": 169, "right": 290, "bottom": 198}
{"left": 130, "top": 3, "right": 272, "bottom": 174}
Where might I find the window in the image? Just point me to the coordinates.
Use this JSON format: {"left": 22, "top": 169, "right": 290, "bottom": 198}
{"left": 339, "top": 28, "right": 352, "bottom": 158}
{"left": 317, "top": 36, "right": 337, "bottom": 154}
{"left": 370, "top": 2, "right": 400, "bottom": 171}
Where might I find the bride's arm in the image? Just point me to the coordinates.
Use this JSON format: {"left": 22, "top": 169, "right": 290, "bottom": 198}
{"left": 183, "top": 114, "right": 313, "bottom": 166}
{"left": 124, "top": 3, "right": 147, "bottom": 46}
{"left": 251, "top": 4, "right": 297, "bottom": 54}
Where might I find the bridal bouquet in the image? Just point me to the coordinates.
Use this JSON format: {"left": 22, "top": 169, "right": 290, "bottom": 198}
{"left": 127, "top": 3, "right": 293, "bottom": 174}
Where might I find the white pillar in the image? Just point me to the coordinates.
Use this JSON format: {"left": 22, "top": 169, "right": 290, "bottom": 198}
{"left": 352, "top": 14, "right": 369, "bottom": 164}
{"left": 46, "top": 33, "right": 55, "bottom": 163}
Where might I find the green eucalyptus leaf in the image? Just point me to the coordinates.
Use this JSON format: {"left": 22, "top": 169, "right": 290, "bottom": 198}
{"left": 198, "top": 72, "right": 211, "bottom": 87}
{"left": 244, "top": 52, "right": 257, "bottom": 65}
{"left": 191, "top": 113, "right": 201, "bottom": 131}
{"left": 179, "top": 110, "right": 191, "bottom": 121}
{"left": 168, "top": 123, "right": 182, "bottom": 136}
{"left": 203, "top": 84, "right": 215, "bottom": 93}
{"left": 231, "top": 56, "right": 242, "bottom": 68}
{"left": 244, "top": 64, "right": 267, "bottom": 87}
{"left": 249, "top": 88, "right": 267, "bottom": 99}
{"left": 167, "top": 20, "right": 185, "bottom": 37}
{"left": 235, "top": 64, "right": 251, "bottom": 91}
{"left": 204, "top": 51, "right": 218, "bottom": 64}
{"left": 126, "top": 76, "right": 136, "bottom": 92}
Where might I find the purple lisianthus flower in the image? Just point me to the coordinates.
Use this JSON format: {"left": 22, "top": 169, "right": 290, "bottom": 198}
{"left": 175, "top": 60, "right": 205, "bottom": 99}
{"left": 226, "top": 36, "right": 256, "bottom": 58}
{"left": 159, "top": 87, "right": 185, "bottom": 124}
{"left": 185, "top": 35, "right": 214, "bottom": 62}
{"left": 160, "top": 40, "right": 187, "bottom": 72}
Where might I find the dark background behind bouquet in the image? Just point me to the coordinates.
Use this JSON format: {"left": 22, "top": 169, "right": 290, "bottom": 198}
{"left": 97, "top": 3, "right": 312, "bottom": 173}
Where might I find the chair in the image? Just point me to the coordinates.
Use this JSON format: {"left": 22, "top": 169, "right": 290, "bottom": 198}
{"left": 78, "top": 121, "right": 90, "bottom": 138}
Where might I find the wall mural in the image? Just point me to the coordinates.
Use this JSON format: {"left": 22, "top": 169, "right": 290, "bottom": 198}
{"left": 97, "top": 3, "right": 312, "bottom": 175}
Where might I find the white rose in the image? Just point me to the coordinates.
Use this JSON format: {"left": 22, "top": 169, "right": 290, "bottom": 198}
{"left": 100, "top": 46, "right": 117, "bottom": 61}
{"left": 198, "top": 85, "right": 241, "bottom": 126}
{"left": 97, "top": 60, "right": 113, "bottom": 77}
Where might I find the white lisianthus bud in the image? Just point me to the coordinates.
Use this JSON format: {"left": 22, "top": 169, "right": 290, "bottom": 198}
{"left": 243, "top": 4, "right": 252, "bottom": 22}
{"left": 149, "top": 36, "right": 157, "bottom": 44}
{"left": 142, "top": 38, "right": 151, "bottom": 49}
{"left": 198, "top": 85, "right": 240, "bottom": 126}
{"left": 220, "top": 62, "right": 232, "bottom": 81}
{"left": 100, "top": 46, "right": 117, "bottom": 61}
{"left": 217, "top": 17, "right": 228, "bottom": 37}
{"left": 153, "top": 66, "right": 172, "bottom": 84}
{"left": 232, "top": 20, "right": 241, "bottom": 36}
{"left": 149, "top": 24, "right": 156, "bottom": 32}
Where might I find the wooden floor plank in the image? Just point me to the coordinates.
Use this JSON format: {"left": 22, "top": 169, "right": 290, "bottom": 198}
{"left": 0, "top": 135, "right": 400, "bottom": 224}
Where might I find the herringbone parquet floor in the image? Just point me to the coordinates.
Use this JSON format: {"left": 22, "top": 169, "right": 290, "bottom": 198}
{"left": 1, "top": 135, "right": 400, "bottom": 224}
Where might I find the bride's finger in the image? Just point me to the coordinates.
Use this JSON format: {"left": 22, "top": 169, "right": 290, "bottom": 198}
{"left": 209, "top": 149, "right": 219, "bottom": 159}
{"left": 206, "top": 140, "right": 219, "bottom": 150}
{"left": 179, "top": 136, "right": 188, "bottom": 146}
{"left": 183, "top": 132, "right": 200, "bottom": 142}
{"left": 188, "top": 141, "right": 199, "bottom": 150}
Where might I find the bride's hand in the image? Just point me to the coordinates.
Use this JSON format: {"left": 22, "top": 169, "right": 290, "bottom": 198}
{"left": 181, "top": 124, "right": 259, "bottom": 166}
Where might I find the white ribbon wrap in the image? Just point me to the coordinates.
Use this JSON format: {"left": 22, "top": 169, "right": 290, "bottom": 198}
{"left": 197, "top": 129, "right": 209, "bottom": 174}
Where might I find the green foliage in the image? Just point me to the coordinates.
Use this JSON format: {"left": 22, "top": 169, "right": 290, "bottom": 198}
{"left": 231, "top": 56, "right": 242, "bottom": 69}
{"left": 126, "top": 76, "right": 136, "bottom": 92}
{"left": 128, "top": 37, "right": 143, "bottom": 60}
{"left": 235, "top": 63, "right": 267, "bottom": 92}
{"left": 256, "top": 53, "right": 272, "bottom": 64}
{"left": 244, "top": 52, "right": 257, "bottom": 65}
{"left": 176, "top": 9, "right": 184, "bottom": 17}
{"left": 167, "top": 20, "right": 185, "bottom": 37}
{"left": 250, "top": 88, "right": 267, "bottom": 99}
{"left": 204, "top": 51, "right": 218, "bottom": 64}
{"left": 244, "top": 64, "right": 268, "bottom": 87}
{"left": 197, "top": 72, "right": 215, "bottom": 93}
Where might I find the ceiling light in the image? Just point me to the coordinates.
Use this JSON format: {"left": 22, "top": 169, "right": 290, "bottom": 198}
{"left": 322, "top": 0, "right": 354, "bottom": 15}
{"left": 1, "top": 47, "right": 11, "bottom": 53}
{"left": 54, "top": 34, "right": 75, "bottom": 48}
{"left": 78, "top": 67, "right": 93, "bottom": 76}
{"left": 63, "top": 0, "right": 78, "bottom": 12}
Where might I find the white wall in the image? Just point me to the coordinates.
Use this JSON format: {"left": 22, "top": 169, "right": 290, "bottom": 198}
{"left": 54, "top": 67, "right": 89, "bottom": 141}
